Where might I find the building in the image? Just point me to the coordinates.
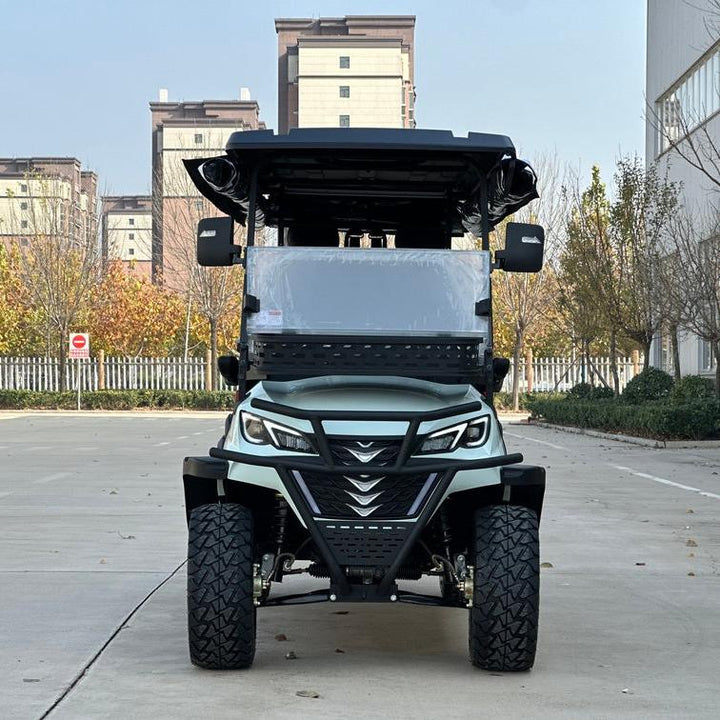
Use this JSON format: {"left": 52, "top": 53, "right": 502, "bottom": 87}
{"left": 101, "top": 195, "right": 152, "bottom": 280}
{"left": 646, "top": 0, "right": 720, "bottom": 378}
{"left": 0, "top": 157, "right": 97, "bottom": 249}
{"left": 275, "top": 15, "right": 416, "bottom": 133}
{"left": 150, "top": 89, "right": 266, "bottom": 285}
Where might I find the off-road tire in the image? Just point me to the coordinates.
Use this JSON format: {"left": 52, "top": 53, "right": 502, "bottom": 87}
{"left": 469, "top": 504, "right": 539, "bottom": 671}
{"left": 187, "top": 503, "right": 256, "bottom": 669}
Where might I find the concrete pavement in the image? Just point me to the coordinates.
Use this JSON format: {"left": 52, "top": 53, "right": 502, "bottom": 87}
{"left": 1, "top": 414, "right": 719, "bottom": 719}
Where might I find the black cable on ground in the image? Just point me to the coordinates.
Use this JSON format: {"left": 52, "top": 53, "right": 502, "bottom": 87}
{"left": 37, "top": 560, "right": 187, "bottom": 720}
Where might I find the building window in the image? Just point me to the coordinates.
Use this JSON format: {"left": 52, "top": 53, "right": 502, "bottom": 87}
{"left": 20, "top": 201, "right": 27, "bottom": 210}
{"left": 195, "top": 199, "right": 204, "bottom": 211}
{"left": 339, "top": 56, "right": 350, "bottom": 69}
{"left": 129, "top": 218, "right": 135, "bottom": 226}
{"left": 21, "top": 220, "right": 28, "bottom": 229}
{"left": 20, "top": 183, "right": 27, "bottom": 193}
{"left": 128, "top": 232, "right": 135, "bottom": 240}
{"left": 128, "top": 248, "right": 135, "bottom": 256}
{"left": 656, "top": 43, "right": 720, "bottom": 155}
{"left": 339, "top": 85, "right": 350, "bottom": 98}
{"left": 194, "top": 133, "right": 204, "bottom": 144}
{"left": 339, "top": 115, "right": 350, "bottom": 127}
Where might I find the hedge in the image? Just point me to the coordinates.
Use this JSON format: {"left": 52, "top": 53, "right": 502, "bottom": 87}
{"left": 528, "top": 397, "right": 720, "bottom": 440}
{"left": 494, "top": 391, "right": 566, "bottom": 411}
{"left": 0, "top": 389, "right": 235, "bottom": 411}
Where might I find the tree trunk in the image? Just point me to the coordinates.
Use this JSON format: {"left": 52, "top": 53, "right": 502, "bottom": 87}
{"left": 525, "top": 347, "right": 534, "bottom": 394}
{"left": 58, "top": 331, "right": 67, "bottom": 392}
{"left": 642, "top": 338, "right": 652, "bottom": 371}
{"left": 511, "top": 328, "right": 524, "bottom": 412}
{"left": 183, "top": 290, "right": 193, "bottom": 361}
{"left": 209, "top": 317, "right": 218, "bottom": 390}
{"left": 609, "top": 330, "right": 620, "bottom": 396}
{"left": 670, "top": 325, "right": 681, "bottom": 381}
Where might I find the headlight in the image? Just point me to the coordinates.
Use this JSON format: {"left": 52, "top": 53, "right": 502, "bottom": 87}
{"left": 240, "top": 412, "right": 315, "bottom": 453}
{"left": 416, "top": 416, "right": 490, "bottom": 454}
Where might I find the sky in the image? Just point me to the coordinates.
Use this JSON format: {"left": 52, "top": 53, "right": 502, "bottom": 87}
{"left": 0, "top": 0, "right": 646, "bottom": 196}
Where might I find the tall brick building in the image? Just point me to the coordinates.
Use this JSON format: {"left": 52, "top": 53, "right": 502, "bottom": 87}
{"left": 0, "top": 157, "right": 97, "bottom": 249}
{"left": 275, "top": 15, "right": 416, "bottom": 133}
{"left": 149, "top": 90, "right": 266, "bottom": 285}
{"left": 101, "top": 195, "right": 152, "bottom": 280}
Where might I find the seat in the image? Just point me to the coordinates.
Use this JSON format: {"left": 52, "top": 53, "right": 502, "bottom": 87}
{"left": 394, "top": 227, "right": 450, "bottom": 249}
{"left": 287, "top": 225, "right": 339, "bottom": 247}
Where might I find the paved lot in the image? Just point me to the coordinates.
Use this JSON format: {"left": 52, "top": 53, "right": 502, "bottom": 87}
{"left": 1, "top": 412, "right": 719, "bottom": 720}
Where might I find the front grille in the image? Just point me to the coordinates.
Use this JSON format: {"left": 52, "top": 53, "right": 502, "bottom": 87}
{"left": 294, "top": 469, "right": 439, "bottom": 519}
{"left": 327, "top": 437, "right": 404, "bottom": 467}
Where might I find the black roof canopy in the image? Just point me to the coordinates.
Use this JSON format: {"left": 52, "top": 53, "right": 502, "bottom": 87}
{"left": 183, "top": 128, "right": 537, "bottom": 235}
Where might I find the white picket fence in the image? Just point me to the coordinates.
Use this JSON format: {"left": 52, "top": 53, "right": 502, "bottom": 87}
{"left": 501, "top": 356, "right": 638, "bottom": 393}
{"left": 0, "top": 356, "right": 211, "bottom": 392}
{"left": 0, "top": 355, "right": 638, "bottom": 394}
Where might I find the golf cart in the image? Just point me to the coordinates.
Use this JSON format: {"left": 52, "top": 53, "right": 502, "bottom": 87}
{"left": 181, "top": 128, "right": 546, "bottom": 672}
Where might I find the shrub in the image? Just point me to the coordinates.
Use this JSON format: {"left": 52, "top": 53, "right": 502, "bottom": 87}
{"left": 670, "top": 375, "right": 715, "bottom": 403}
{"left": 622, "top": 367, "right": 674, "bottom": 404}
{"left": 567, "top": 382, "right": 614, "bottom": 400}
{"left": 567, "top": 382, "right": 593, "bottom": 399}
{"left": 590, "top": 385, "right": 615, "bottom": 400}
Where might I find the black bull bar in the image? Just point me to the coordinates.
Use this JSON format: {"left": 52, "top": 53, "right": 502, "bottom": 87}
{"left": 208, "top": 398, "right": 524, "bottom": 600}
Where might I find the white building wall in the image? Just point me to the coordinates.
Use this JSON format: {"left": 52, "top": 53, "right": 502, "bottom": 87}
{"left": 298, "top": 77, "right": 403, "bottom": 127}
{"left": 297, "top": 45, "right": 405, "bottom": 128}
{"left": 0, "top": 177, "right": 72, "bottom": 237}
{"left": 298, "top": 46, "right": 403, "bottom": 77}
{"left": 646, "top": 0, "right": 720, "bottom": 376}
{"left": 106, "top": 212, "right": 152, "bottom": 262}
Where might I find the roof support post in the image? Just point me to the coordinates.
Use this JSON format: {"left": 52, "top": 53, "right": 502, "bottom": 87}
{"left": 236, "top": 163, "right": 260, "bottom": 402}
{"left": 246, "top": 164, "right": 259, "bottom": 247}
{"left": 479, "top": 173, "right": 490, "bottom": 251}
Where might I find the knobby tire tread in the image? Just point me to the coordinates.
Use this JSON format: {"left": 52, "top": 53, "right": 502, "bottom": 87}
{"left": 187, "top": 503, "right": 256, "bottom": 669}
{"left": 469, "top": 504, "right": 539, "bottom": 672}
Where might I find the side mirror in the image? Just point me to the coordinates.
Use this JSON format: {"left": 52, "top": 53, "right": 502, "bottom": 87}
{"left": 218, "top": 355, "right": 240, "bottom": 386}
{"left": 197, "top": 216, "right": 239, "bottom": 266}
{"left": 495, "top": 222, "right": 544, "bottom": 273}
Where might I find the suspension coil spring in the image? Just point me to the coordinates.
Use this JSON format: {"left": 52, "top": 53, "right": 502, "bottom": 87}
{"left": 440, "top": 505, "right": 453, "bottom": 558}
{"left": 273, "top": 493, "right": 289, "bottom": 556}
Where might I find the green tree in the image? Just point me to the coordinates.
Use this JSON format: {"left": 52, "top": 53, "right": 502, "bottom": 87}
{"left": 560, "top": 166, "right": 616, "bottom": 388}
{"left": 608, "top": 158, "right": 679, "bottom": 370}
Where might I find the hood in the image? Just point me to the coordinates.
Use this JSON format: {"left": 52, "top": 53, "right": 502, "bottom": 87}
{"left": 257, "top": 375, "right": 479, "bottom": 414}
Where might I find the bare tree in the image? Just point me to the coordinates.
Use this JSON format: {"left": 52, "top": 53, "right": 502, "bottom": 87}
{"left": 662, "top": 211, "right": 720, "bottom": 394}
{"left": 608, "top": 157, "right": 680, "bottom": 369}
{"left": 5, "top": 170, "right": 100, "bottom": 390}
{"left": 156, "top": 141, "right": 245, "bottom": 386}
{"left": 492, "top": 152, "right": 568, "bottom": 409}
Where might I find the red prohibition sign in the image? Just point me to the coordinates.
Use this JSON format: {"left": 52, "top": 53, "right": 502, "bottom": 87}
{"left": 72, "top": 335, "right": 87, "bottom": 349}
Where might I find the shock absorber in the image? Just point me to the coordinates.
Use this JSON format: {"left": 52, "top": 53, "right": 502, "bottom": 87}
{"left": 440, "top": 505, "right": 453, "bottom": 560}
{"left": 273, "top": 493, "right": 289, "bottom": 557}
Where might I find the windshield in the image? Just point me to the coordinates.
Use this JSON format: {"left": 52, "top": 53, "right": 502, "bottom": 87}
{"left": 245, "top": 247, "right": 490, "bottom": 339}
